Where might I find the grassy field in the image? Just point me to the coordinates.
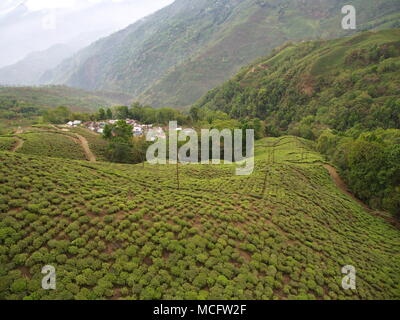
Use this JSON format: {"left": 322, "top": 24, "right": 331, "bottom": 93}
{"left": 0, "top": 136, "right": 398, "bottom": 300}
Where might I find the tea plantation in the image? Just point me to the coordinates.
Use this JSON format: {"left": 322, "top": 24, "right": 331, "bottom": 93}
{"left": 0, "top": 126, "right": 109, "bottom": 162}
{"left": 15, "top": 132, "right": 87, "bottom": 161}
{"left": 0, "top": 137, "right": 17, "bottom": 151}
{"left": 68, "top": 127, "right": 109, "bottom": 162}
{"left": 0, "top": 137, "right": 399, "bottom": 300}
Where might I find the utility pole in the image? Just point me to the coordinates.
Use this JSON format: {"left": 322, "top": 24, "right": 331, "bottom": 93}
{"left": 272, "top": 147, "right": 275, "bottom": 164}
{"left": 262, "top": 148, "right": 273, "bottom": 197}
{"left": 176, "top": 151, "right": 180, "bottom": 190}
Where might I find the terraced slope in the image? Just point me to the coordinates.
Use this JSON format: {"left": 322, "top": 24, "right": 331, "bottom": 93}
{"left": 0, "top": 137, "right": 18, "bottom": 151}
{"left": 67, "top": 127, "right": 109, "bottom": 162}
{"left": 4, "top": 126, "right": 108, "bottom": 162}
{"left": 0, "top": 136, "right": 398, "bottom": 300}
{"left": 15, "top": 131, "right": 87, "bottom": 161}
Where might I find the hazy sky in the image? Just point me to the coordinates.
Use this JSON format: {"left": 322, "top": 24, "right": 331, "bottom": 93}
{"left": 0, "top": 0, "right": 172, "bottom": 12}
{"left": 0, "top": 0, "right": 174, "bottom": 67}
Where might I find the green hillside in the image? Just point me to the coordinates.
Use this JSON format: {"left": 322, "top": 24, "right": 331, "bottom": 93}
{"left": 0, "top": 136, "right": 399, "bottom": 300}
{"left": 193, "top": 29, "right": 400, "bottom": 215}
{"left": 0, "top": 126, "right": 109, "bottom": 162}
{"left": 194, "top": 29, "right": 400, "bottom": 135}
{"left": 42, "top": 0, "right": 400, "bottom": 109}
{"left": 0, "top": 86, "right": 134, "bottom": 134}
{"left": 15, "top": 132, "right": 87, "bottom": 161}
{"left": 0, "top": 86, "right": 133, "bottom": 114}
{"left": 68, "top": 127, "right": 109, "bottom": 162}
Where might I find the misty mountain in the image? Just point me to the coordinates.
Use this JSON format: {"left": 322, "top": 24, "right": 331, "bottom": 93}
{"left": 0, "top": 26, "right": 123, "bottom": 86}
{"left": 0, "top": 44, "right": 78, "bottom": 86}
{"left": 0, "top": 0, "right": 173, "bottom": 68}
{"left": 41, "top": 0, "right": 400, "bottom": 109}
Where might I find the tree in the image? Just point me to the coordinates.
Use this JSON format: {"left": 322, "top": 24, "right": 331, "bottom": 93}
{"left": 115, "top": 106, "right": 130, "bottom": 120}
{"left": 190, "top": 106, "right": 200, "bottom": 122}
{"left": 103, "top": 120, "right": 134, "bottom": 163}
{"left": 106, "top": 108, "right": 113, "bottom": 120}
{"left": 132, "top": 136, "right": 150, "bottom": 164}
{"left": 97, "top": 108, "right": 106, "bottom": 121}
{"left": 42, "top": 106, "right": 71, "bottom": 124}
{"left": 107, "top": 138, "right": 134, "bottom": 164}
{"left": 103, "top": 120, "right": 133, "bottom": 141}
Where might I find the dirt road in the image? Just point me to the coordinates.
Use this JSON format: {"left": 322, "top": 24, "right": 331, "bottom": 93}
{"left": 11, "top": 137, "right": 24, "bottom": 152}
{"left": 75, "top": 133, "right": 96, "bottom": 162}
{"left": 50, "top": 125, "right": 97, "bottom": 162}
{"left": 323, "top": 164, "right": 371, "bottom": 211}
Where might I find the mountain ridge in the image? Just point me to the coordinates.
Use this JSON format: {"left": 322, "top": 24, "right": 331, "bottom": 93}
{"left": 42, "top": 0, "right": 400, "bottom": 109}
{"left": 0, "top": 44, "right": 77, "bottom": 86}
{"left": 0, "top": 0, "right": 173, "bottom": 68}
{"left": 192, "top": 28, "right": 400, "bottom": 134}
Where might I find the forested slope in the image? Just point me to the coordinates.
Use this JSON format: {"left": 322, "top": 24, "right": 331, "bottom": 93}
{"left": 193, "top": 29, "right": 400, "bottom": 134}
{"left": 193, "top": 28, "right": 400, "bottom": 215}
{"left": 43, "top": 0, "right": 400, "bottom": 108}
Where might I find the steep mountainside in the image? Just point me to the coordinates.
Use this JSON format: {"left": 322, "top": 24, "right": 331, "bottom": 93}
{"left": 0, "top": 45, "right": 77, "bottom": 86}
{"left": 193, "top": 29, "right": 400, "bottom": 136}
{"left": 42, "top": 0, "right": 400, "bottom": 109}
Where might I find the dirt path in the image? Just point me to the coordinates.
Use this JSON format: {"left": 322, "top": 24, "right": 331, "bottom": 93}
{"left": 323, "top": 164, "right": 371, "bottom": 211}
{"left": 11, "top": 137, "right": 24, "bottom": 152}
{"left": 49, "top": 125, "right": 96, "bottom": 162}
{"left": 324, "top": 164, "right": 400, "bottom": 228}
{"left": 75, "top": 133, "right": 96, "bottom": 162}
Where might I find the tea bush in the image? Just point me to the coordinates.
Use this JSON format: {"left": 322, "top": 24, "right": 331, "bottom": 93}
{"left": 0, "top": 137, "right": 399, "bottom": 300}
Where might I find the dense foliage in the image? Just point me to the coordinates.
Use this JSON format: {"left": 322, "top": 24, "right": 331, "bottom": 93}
{"left": 0, "top": 137, "right": 17, "bottom": 151}
{"left": 118, "top": 104, "right": 189, "bottom": 126}
{"left": 194, "top": 29, "right": 400, "bottom": 137}
{"left": 317, "top": 129, "right": 400, "bottom": 216}
{"left": 103, "top": 121, "right": 150, "bottom": 164}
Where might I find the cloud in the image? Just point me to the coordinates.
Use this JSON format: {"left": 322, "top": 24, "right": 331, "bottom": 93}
{"left": 24, "top": 0, "right": 135, "bottom": 11}
{"left": 25, "top": 0, "right": 76, "bottom": 11}
{"left": 0, "top": 0, "right": 175, "bottom": 67}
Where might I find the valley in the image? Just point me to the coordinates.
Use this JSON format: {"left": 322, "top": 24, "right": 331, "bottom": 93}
{"left": 40, "top": 0, "right": 400, "bottom": 109}
{"left": 0, "top": 1, "right": 399, "bottom": 303}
